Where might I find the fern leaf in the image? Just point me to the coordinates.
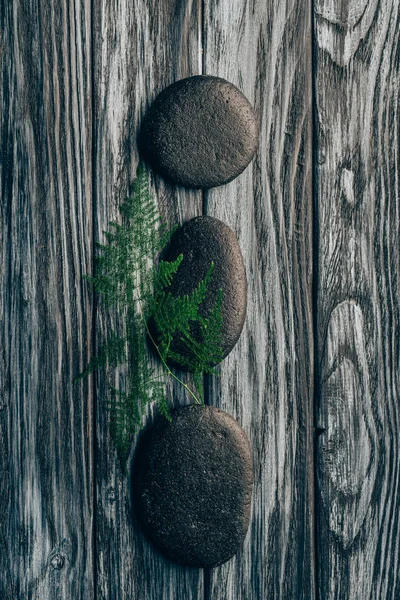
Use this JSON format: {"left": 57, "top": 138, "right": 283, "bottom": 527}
{"left": 150, "top": 261, "right": 223, "bottom": 373}
{"left": 179, "top": 288, "right": 224, "bottom": 373}
{"left": 154, "top": 256, "right": 184, "bottom": 292}
{"left": 77, "top": 162, "right": 224, "bottom": 466}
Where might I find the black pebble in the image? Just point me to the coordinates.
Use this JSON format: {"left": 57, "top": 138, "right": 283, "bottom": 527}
{"left": 140, "top": 75, "right": 259, "bottom": 188}
{"left": 133, "top": 405, "right": 253, "bottom": 568}
{"left": 157, "top": 215, "right": 247, "bottom": 368}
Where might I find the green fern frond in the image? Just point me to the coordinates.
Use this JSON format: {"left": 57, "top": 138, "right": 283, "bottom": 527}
{"left": 179, "top": 289, "right": 224, "bottom": 373}
{"left": 86, "top": 164, "right": 167, "bottom": 311}
{"left": 151, "top": 255, "right": 183, "bottom": 299}
{"left": 77, "top": 163, "right": 224, "bottom": 467}
{"left": 150, "top": 262, "right": 224, "bottom": 374}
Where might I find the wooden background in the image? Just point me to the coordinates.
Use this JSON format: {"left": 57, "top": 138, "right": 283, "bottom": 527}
{"left": 0, "top": 0, "right": 399, "bottom": 598}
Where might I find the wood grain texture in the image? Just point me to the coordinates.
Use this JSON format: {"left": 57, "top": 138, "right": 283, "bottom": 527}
{"left": 93, "top": 1, "right": 205, "bottom": 598}
{"left": 203, "top": 1, "right": 315, "bottom": 599}
{"left": 314, "top": 0, "right": 400, "bottom": 597}
{"left": 314, "top": 0, "right": 381, "bottom": 66}
{"left": 0, "top": 0, "right": 94, "bottom": 598}
{"left": 4, "top": 0, "right": 399, "bottom": 597}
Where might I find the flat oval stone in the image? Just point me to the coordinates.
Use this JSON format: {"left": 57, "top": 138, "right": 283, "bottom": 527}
{"left": 133, "top": 405, "right": 253, "bottom": 567}
{"left": 139, "top": 75, "right": 259, "bottom": 188}
{"left": 158, "top": 215, "right": 247, "bottom": 368}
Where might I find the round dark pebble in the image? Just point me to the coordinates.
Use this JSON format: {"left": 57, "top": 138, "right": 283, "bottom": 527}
{"left": 140, "top": 75, "right": 259, "bottom": 188}
{"left": 133, "top": 405, "right": 253, "bottom": 567}
{"left": 157, "top": 215, "right": 247, "bottom": 369}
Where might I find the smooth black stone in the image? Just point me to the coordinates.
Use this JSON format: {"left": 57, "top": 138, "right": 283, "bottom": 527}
{"left": 133, "top": 405, "right": 253, "bottom": 568}
{"left": 139, "top": 75, "right": 259, "bottom": 188}
{"left": 157, "top": 215, "right": 247, "bottom": 369}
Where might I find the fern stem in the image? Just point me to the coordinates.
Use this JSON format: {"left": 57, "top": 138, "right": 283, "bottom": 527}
{"left": 142, "top": 313, "right": 202, "bottom": 405}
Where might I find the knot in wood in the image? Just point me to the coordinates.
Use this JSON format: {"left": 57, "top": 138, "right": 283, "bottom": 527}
{"left": 50, "top": 553, "right": 65, "bottom": 570}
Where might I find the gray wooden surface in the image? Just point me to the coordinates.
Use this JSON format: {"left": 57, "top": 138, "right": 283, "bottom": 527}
{"left": 0, "top": 1, "right": 399, "bottom": 599}
{"left": 93, "top": 1, "right": 204, "bottom": 599}
{"left": 203, "top": 1, "right": 314, "bottom": 599}
{"left": 314, "top": 0, "right": 400, "bottom": 598}
{"left": 0, "top": 0, "right": 94, "bottom": 598}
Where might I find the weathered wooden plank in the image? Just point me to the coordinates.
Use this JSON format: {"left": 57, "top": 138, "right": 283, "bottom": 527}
{"left": 314, "top": 0, "right": 400, "bottom": 598}
{"left": 203, "top": 1, "right": 315, "bottom": 599}
{"left": 93, "top": 1, "right": 205, "bottom": 598}
{"left": 0, "top": 0, "right": 94, "bottom": 598}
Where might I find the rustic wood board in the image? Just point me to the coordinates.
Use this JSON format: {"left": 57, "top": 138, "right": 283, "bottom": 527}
{"left": 203, "top": 1, "right": 315, "bottom": 599}
{"left": 314, "top": 0, "right": 400, "bottom": 598}
{"left": 3, "top": 0, "right": 399, "bottom": 597}
{"left": 0, "top": 0, "right": 94, "bottom": 598}
{"left": 93, "top": 1, "right": 205, "bottom": 599}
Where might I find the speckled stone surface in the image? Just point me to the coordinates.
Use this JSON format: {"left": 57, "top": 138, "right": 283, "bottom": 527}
{"left": 156, "top": 215, "right": 247, "bottom": 369}
{"left": 139, "top": 75, "right": 259, "bottom": 188}
{"left": 133, "top": 405, "right": 253, "bottom": 568}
